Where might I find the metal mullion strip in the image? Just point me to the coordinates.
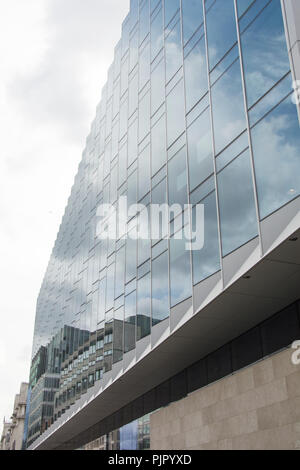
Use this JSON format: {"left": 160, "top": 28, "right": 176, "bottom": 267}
{"left": 233, "top": 0, "right": 263, "bottom": 257}
{"left": 202, "top": 0, "right": 225, "bottom": 289}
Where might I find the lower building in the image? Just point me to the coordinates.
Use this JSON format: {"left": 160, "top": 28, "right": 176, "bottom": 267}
{"left": 0, "top": 383, "right": 29, "bottom": 451}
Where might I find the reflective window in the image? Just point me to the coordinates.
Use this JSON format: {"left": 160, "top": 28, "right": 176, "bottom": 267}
{"left": 211, "top": 59, "right": 246, "bottom": 155}
{"left": 126, "top": 234, "right": 137, "bottom": 283}
{"left": 206, "top": 0, "right": 237, "bottom": 70}
{"left": 170, "top": 236, "right": 192, "bottom": 307}
{"left": 165, "top": 20, "right": 182, "bottom": 82}
{"left": 130, "top": 29, "right": 139, "bottom": 71}
{"left": 168, "top": 147, "right": 188, "bottom": 208}
{"left": 182, "top": 0, "right": 204, "bottom": 45}
{"left": 129, "top": 73, "right": 139, "bottom": 117}
{"left": 140, "top": 42, "right": 150, "bottom": 90}
{"left": 187, "top": 107, "right": 213, "bottom": 192}
{"left": 115, "top": 247, "right": 125, "bottom": 299}
{"left": 251, "top": 95, "right": 300, "bottom": 219}
{"left": 152, "top": 251, "right": 169, "bottom": 325}
{"left": 138, "top": 145, "right": 151, "bottom": 200}
{"left": 240, "top": 0, "right": 290, "bottom": 107}
{"left": 140, "top": 0, "right": 150, "bottom": 44}
{"left": 139, "top": 91, "right": 151, "bottom": 142}
{"left": 166, "top": 79, "right": 185, "bottom": 147}
{"left": 164, "top": 0, "right": 180, "bottom": 27}
{"left": 128, "top": 119, "right": 138, "bottom": 166}
{"left": 151, "top": 59, "right": 165, "bottom": 114}
{"left": 218, "top": 150, "right": 258, "bottom": 256}
{"left": 151, "top": 114, "right": 166, "bottom": 175}
{"left": 124, "top": 291, "right": 136, "bottom": 353}
{"left": 192, "top": 191, "right": 220, "bottom": 284}
{"left": 151, "top": 6, "right": 163, "bottom": 61}
{"left": 137, "top": 273, "right": 151, "bottom": 340}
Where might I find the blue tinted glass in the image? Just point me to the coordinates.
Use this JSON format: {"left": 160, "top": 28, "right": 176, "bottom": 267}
{"left": 192, "top": 191, "right": 220, "bottom": 284}
{"left": 115, "top": 248, "right": 125, "bottom": 299}
{"left": 165, "top": 20, "right": 182, "bottom": 82}
{"left": 139, "top": 91, "right": 150, "bottom": 142}
{"left": 124, "top": 291, "right": 136, "bottom": 352}
{"left": 168, "top": 147, "right": 188, "bottom": 208}
{"left": 218, "top": 150, "right": 258, "bottom": 256}
{"left": 206, "top": 0, "right": 237, "bottom": 70}
{"left": 152, "top": 251, "right": 169, "bottom": 325}
{"left": 211, "top": 59, "right": 247, "bottom": 154}
{"left": 170, "top": 237, "right": 192, "bottom": 306}
{"left": 151, "top": 114, "right": 167, "bottom": 175}
{"left": 151, "top": 7, "right": 163, "bottom": 60}
{"left": 140, "top": 0, "right": 150, "bottom": 43}
{"left": 138, "top": 145, "right": 151, "bottom": 200}
{"left": 184, "top": 35, "right": 208, "bottom": 111}
{"left": 241, "top": 0, "right": 290, "bottom": 107}
{"left": 164, "top": 0, "right": 180, "bottom": 27}
{"left": 187, "top": 107, "right": 214, "bottom": 191}
{"left": 182, "top": 0, "right": 204, "bottom": 45}
{"left": 251, "top": 95, "right": 300, "bottom": 219}
{"left": 139, "top": 42, "right": 150, "bottom": 90}
{"left": 130, "top": 0, "right": 139, "bottom": 30}
{"left": 151, "top": 59, "right": 165, "bottom": 114}
{"left": 137, "top": 272, "right": 151, "bottom": 340}
{"left": 237, "top": 0, "right": 254, "bottom": 17}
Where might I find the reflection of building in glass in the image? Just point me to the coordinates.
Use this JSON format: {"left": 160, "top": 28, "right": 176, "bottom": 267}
{"left": 28, "top": 0, "right": 300, "bottom": 450}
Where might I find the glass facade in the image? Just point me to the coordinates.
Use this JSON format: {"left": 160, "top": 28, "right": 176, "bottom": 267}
{"left": 28, "top": 0, "right": 299, "bottom": 448}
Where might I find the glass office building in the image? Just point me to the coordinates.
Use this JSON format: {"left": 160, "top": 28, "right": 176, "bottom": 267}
{"left": 27, "top": 0, "right": 300, "bottom": 450}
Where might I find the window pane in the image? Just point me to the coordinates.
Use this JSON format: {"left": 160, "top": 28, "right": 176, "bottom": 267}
{"left": 126, "top": 235, "right": 137, "bottom": 283}
{"left": 166, "top": 79, "right": 185, "bottom": 146}
{"left": 128, "top": 119, "right": 138, "bottom": 166}
{"left": 151, "top": 59, "right": 165, "bottom": 114}
{"left": 139, "top": 91, "right": 151, "bottom": 142}
{"left": 240, "top": 0, "right": 290, "bottom": 107}
{"left": 165, "top": 20, "right": 182, "bottom": 82}
{"left": 152, "top": 251, "right": 169, "bottom": 326}
{"left": 138, "top": 145, "right": 151, "bottom": 200}
{"left": 170, "top": 237, "right": 192, "bottom": 306}
{"left": 115, "top": 247, "right": 125, "bottom": 299}
{"left": 124, "top": 291, "right": 136, "bottom": 353}
{"left": 164, "top": 0, "right": 180, "bottom": 27}
{"left": 182, "top": 0, "right": 204, "bottom": 45}
{"left": 151, "top": 114, "right": 166, "bottom": 175}
{"left": 140, "top": 0, "right": 150, "bottom": 44}
{"left": 140, "top": 42, "right": 150, "bottom": 90}
{"left": 168, "top": 147, "right": 188, "bottom": 208}
{"left": 151, "top": 6, "right": 163, "bottom": 60}
{"left": 206, "top": 0, "right": 237, "bottom": 70}
{"left": 187, "top": 107, "right": 213, "bottom": 191}
{"left": 218, "top": 150, "right": 258, "bottom": 256}
{"left": 251, "top": 95, "right": 300, "bottom": 219}
{"left": 137, "top": 273, "right": 151, "bottom": 340}
{"left": 211, "top": 59, "right": 246, "bottom": 154}
{"left": 192, "top": 191, "right": 220, "bottom": 284}
{"left": 184, "top": 35, "right": 208, "bottom": 111}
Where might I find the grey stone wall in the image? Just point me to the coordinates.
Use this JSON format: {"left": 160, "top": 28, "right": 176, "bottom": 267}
{"left": 150, "top": 348, "right": 300, "bottom": 450}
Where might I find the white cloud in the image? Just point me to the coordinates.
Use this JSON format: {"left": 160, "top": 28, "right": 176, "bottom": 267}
{"left": 0, "top": 0, "right": 129, "bottom": 427}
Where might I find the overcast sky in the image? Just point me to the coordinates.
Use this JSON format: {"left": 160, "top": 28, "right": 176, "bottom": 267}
{"left": 0, "top": 0, "right": 129, "bottom": 426}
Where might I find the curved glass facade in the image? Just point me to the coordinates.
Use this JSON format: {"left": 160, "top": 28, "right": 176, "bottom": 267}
{"left": 28, "top": 0, "right": 300, "bottom": 447}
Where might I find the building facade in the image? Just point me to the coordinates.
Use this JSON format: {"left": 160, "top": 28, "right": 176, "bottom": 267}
{"left": 28, "top": 0, "right": 300, "bottom": 450}
{"left": 0, "top": 383, "right": 29, "bottom": 451}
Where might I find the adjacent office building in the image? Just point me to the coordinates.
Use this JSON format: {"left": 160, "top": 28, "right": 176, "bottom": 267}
{"left": 27, "top": 0, "right": 300, "bottom": 450}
